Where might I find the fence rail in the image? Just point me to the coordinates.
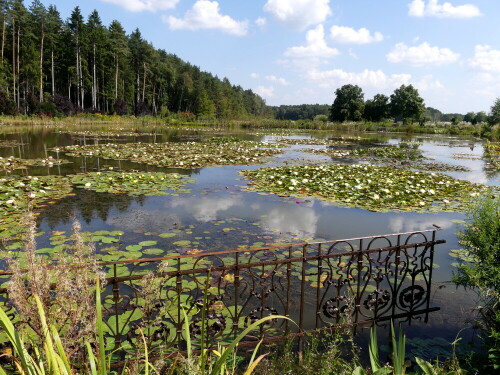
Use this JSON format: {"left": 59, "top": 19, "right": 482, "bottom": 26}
{"left": 0, "top": 227, "right": 445, "bottom": 358}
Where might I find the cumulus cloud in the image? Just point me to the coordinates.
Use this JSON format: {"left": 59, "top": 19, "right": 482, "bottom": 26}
{"left": 102, "top": 0, "right": 179, "bottom": 12}
{"left": 413, "top": 75, "right": 445, "bottom": 91}
{"left": 469, "top": 45, "right": 500, "bottom": 73}
{"left": 164, "top": 1, "right": 248, "bottom": 36}
{"left": 255, "top": 17, "right": 267, "bottom": 27}
{"left": 250, "top": 73, "right": 260, "bottom": 79}
{"left": 284, "top": 25, "right": 339, "bottom": 59}
{"left": 264, "top": 0, "right": 331, "bottom": 30}
{"left": 387, "top": 42, "right": 460, "bottom": 66}
{"left": 306, "top": 68, "right": 411, "bottom": 90}
{"left": 266, "top": 75, "right": 290, "bottom": 85}
{"left": 256, "top": 85, "right": 275, "bottom": 98}
{"left": 408, "top": 0, "right": 480, "bottom": 18}
{"left": 330, "top": 26, "right": 384, "bottom": 44}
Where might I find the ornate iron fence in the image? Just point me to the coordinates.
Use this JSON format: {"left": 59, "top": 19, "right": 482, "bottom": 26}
{"left": 96, "top": 227, "right": 444, "bottom": 356}
{"left": 0, "top": 228, "right": 444, "bottom": 359}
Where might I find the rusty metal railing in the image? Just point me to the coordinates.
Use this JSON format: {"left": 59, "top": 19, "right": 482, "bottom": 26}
{"left": 0, "top": 228, "right": 444, "bottom": 358}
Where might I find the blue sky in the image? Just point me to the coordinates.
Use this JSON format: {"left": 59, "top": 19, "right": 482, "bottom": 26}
{"left": 39, "top": 0, "right": 500, "bottom": 113}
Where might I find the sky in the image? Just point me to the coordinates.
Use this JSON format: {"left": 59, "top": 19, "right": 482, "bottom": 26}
{"left": 38, "top": 0, "right": 500, "bottom": 114}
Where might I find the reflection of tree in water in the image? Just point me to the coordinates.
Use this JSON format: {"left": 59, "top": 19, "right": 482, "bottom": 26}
{"left": 38, "top": 189, "right": 143, "bottom": 228}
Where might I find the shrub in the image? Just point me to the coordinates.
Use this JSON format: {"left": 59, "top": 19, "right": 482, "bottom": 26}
{"left": 454, "top": 195, "right": 500, "bottom": 370}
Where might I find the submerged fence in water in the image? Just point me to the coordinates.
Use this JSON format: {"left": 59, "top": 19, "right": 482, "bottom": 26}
{"left": 0, "top": 228, "right": 444, "bottom": 357}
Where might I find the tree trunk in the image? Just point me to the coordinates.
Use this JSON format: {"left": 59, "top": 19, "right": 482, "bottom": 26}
{"left": 17, "top": 25, "right": 20, "bottom": 107}
{"left": 51, "top": 49, "right": 55, "bottom": 96}
{"left": 39, "top": 28, "right": 44, "bottom": 102}
{"left": 1, "top": 14, "right": 5, "bottom": 61}
{"left": 142, "top": 62, "right": 146, "bottom": 102}
{"left": 92, "top": 42, "right": 96, "bottom": 110}
{"left": 12, "top": 19, "right": 15, "bottom": 104}
{"left": 114, "top": 54, "right": 118, "bottom": 100}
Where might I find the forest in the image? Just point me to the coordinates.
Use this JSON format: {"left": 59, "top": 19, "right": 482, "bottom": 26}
{"left": 0, "top": 0, "right": 270, "bottom": 118}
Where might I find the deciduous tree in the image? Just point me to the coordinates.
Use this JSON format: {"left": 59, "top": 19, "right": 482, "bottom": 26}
{"left": 329, "top": 84, "right": 364, "bottom": 122}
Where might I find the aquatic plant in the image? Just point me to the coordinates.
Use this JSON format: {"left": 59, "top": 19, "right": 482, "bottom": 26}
{"left": 70, "top": 171, "right": 194, "bottom": 196}
{"left": 242, "top": 164, "right": 493, "bottom": 212}
{"left": 57, "top": 141, "right": 284, "bottom": 168}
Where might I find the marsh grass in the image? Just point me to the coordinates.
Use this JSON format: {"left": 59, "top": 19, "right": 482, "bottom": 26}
{"left": 7, "top": 212, "right": 104, "bottom": 353}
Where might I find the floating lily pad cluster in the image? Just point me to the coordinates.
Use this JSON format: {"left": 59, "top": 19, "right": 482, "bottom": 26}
{"left": 0, "top": 156, "right": 70, "bottom": 172}
{"left": 276, "top": 138, "right": 351, "bottom": 146}
{"left": 385, "top": 160, "right": 470, "bottom": 172}
{"left": 0, "top": 156, "right": 26, "bottom": 171}
{"left": 303, "top": 146, "right": 423, "bottom": 160}
{"left": 241, "top": 164, "right": 493, "bottom": 212}
{"left": 63, "top": 130, "right": 155, "bottom": 138}
{"left": 0, "top": 175, "right": 74, "bottom": 237}
{"left": 57, "top": 141, "right": 284, "bottom": 168}
{"left": 70, "top": 171, "right": 193, "bottom": 195}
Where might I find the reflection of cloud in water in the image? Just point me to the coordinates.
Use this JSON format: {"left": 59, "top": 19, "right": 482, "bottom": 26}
{"left": 170, "top": 195, "right": 242, "bottom": 222}
{"left": 261, "top": 206, "right": 319, "bottom": 238}
{"left": 107, "top": 208, "right": 181, "bottom": 231}
{"left": 389, "top": 216, "right": 452, "bottom": 233}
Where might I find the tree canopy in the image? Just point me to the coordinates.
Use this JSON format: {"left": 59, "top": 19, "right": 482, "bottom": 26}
{"left": 329, "top": 84, "right": 364, "bottom": 122}
{"left": 390, "top": 84, "right": 425, "bottom": 124}
{"left": 0, "top": 1, "right": 268, "bottom": 118}
{"left": 490, "top": 97, "right": 500, "bottom": 125}
{"left": 364, "top": 94, "right": 389, "bottom": 122}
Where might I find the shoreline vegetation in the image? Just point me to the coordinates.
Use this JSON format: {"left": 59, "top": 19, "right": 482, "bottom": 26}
{"left": 0, "top": 114, "right": 498, "bottom": 141}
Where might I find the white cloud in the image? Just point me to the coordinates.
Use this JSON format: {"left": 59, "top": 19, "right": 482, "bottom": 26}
{"left": 256, "top": 85, "right": 275, "bottom": 98}
{"left": 266, "top": 75, "right": 290, "bottom": 85}
{"left": 284, "top": 25, "right": 339, "bottom": 59}
{"left": 264, "top": 0, "right": 331, "bottom": 30}
{"left": 164, "top": 1, "right": 248, "bottom": 36}
{"left": 255, "top": 17, "right": 267, "bottom": 27}
{"left": 408, "top": 0, "right": 480, "bottom": 18}
{"left": 250, "top": 73, "right": 260, "bottom": 79}
{"left": 387, "top": 42, "right": 460, "bottom": 66}
{"left": 413, "top": 75, "right": 445, "bottom": 91}
{"left": 330, "top": 26, "right": 384, "bottom": 44}
{"left": 469, "top": 45, "right": 500, "bottom": 73}
{"left": 102, "top": 0, "right": 179, "bottom": 12}
{"left": 306, "top": 68, "right": 411, "bottom": 90}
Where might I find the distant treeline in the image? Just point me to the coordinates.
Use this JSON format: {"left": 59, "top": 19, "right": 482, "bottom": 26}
{"left": 270, "top": 104, "right": 330, "bottom": 121}
{"left": 0, "top": 1, "right": 269, "bottom": 118}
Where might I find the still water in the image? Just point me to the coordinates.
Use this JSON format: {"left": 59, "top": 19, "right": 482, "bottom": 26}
{"left": 1, "top": 124, "right": 498, "bottom": 357}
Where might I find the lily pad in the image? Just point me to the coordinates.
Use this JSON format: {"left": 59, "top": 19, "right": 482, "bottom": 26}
{"left": 70, "top": 171, "right": 194, "bottom": 196}
{"left": 241, "top": 164, "right": 494, "bottom": 213}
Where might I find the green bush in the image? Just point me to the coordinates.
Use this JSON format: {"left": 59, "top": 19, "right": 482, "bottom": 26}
{"left": 454, "top": 195, "right": 500, "bottom": 371}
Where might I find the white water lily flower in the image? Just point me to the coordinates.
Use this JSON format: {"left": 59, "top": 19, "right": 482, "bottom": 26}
{"left": 85, "top": 183, "right": 91, "bottom": 187}
{"left": 277, "top": 181, "right": 282, "bottom": 185}
{"left": 290, "top": 179, "right": 298, "bottom": 186}
{"left": 6, "top": 199, "right": 14, "bottom": 204}
{"left": 373, "top": 194, "right": 380, "bottom": 200}
{"left": 428, "top": 189, "right": 435, "bottom": 194}
{"left": 289, "top": 186, "right": 294, "bottom": 190}
{"left": 302, "top": 178, "right": 308, "bottom": 183}
{"left": 420, "top": 189, "right": 426, "bottom": 194}
{"left": 419, "top": 201, "right": 425, "bottom": 206}
{"left": 17, "top": 182, "right": 25, "bottom": 187}
{"left": 28, "top": 192, "right": 36, "bottom": 198}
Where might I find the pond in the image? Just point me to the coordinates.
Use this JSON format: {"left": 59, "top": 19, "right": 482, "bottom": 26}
{"left": 0, "top": 123, "right": 498, "bottom": 358}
